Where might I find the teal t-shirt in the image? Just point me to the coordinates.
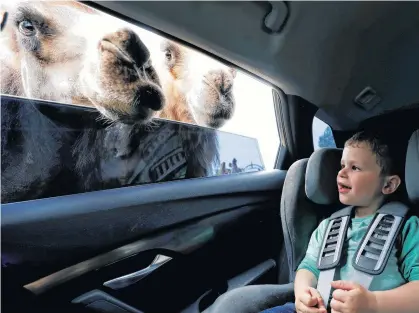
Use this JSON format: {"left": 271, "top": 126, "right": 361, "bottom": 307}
{"left": 297, "top": 214, "right": 419, "bottom": 292}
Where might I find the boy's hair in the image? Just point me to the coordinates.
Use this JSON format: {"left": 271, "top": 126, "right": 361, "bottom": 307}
{"left": 345, "top": 131, "right": 400, "bottom": 176}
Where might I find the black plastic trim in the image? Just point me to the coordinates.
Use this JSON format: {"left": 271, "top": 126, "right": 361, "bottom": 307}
{"left": 2, "top": 170, "right": 285, "bottom": 226}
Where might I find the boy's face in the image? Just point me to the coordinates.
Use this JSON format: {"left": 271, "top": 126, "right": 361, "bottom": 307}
{"left": 337, "top": 142, "right": 385, "bottom": 207}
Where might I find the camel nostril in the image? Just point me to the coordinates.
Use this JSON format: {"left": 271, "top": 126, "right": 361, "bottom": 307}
{"left": 103, "top": 28, "right": 150, "bottom": 67}
{"left": 136, "top": 86, "right": 164, "bottom": 112}
{"left": 122, "top": 30, "right": 150, "bottom": 67}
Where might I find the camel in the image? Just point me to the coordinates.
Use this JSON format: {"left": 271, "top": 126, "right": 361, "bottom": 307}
{"left": 157, "top": 39, "right": 237, "bottom": 128}
{"left": 1, "top": 1, "right": 220, "bottom": 204}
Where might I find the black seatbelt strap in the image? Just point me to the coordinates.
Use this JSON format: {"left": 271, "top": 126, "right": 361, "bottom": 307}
{"left": 316, "top": 202, "right": 409, "bottom": 309}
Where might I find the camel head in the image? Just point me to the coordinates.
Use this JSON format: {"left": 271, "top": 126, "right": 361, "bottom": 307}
{"left": 0, "top": 1, "right": 165, "bottom": 124}
{"left": 160, "top": 39, "right": 237, "bottom": 128}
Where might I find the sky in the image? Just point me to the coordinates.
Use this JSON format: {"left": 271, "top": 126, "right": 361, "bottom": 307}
{"left": 217, "top": 73, "right": 278, "bottom": 169}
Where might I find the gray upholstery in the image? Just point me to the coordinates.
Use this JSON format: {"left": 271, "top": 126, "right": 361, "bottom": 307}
{"left": 281, "top": 159, "right": 310, "bottom": 282}
{"left": 305, "top": 148, "right": 343, "bottom": 205}
{"left": 281, "top": 158, "right": 329, "bottom": 282}
{"left": 207, "top": 283, "right": 294, "bottom": 313}
{"left": 406, "top": 130, "right": 419, "bottom": 204}
{"left": 281, "top": 149, "right": 343, "bottom": 282}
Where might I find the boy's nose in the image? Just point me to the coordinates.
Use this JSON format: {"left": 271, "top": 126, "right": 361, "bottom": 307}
{"left": 338, "top": 168, "right": 348, "bottom": 177}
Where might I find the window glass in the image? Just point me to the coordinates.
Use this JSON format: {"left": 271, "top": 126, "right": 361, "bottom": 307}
{"left": 1, "top": 95, "right": 266, "bottom": 204}
{"left": 1, "top": 1, "right": 278, "bottom": 203}
{"left": 312, "top": 116, "right": 337, "bottom": 149}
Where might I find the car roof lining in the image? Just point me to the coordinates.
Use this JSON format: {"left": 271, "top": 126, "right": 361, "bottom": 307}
{"left": 88, "top": 1, "right": 419, "bottom": 131}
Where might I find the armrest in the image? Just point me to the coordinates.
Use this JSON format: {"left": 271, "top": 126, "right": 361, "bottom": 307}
{"left": 207, "top": 282, "right": 295, "bottom": 313}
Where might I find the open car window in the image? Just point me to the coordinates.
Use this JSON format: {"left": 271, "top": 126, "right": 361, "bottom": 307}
{"left": 313, "top": 116, "right": 336, "bottom": 150}
{"left": 1, "top": 1, "right": 279, "bottom": 204}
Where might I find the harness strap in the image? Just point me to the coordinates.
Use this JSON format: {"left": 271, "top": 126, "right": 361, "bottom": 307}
{"left": 316, "top": 206, "right": 352, "bottom": 307}
{"left": 316, "top": 202, "right": 409, "bottom": 308}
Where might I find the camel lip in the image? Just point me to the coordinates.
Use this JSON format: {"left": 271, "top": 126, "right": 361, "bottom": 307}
{"left": 90, "top": 100, "right": 151, "bottom": 125}
{"left": 108, "top": 113, "right": 152, "bottom": 126}
{"left": 118, "top": 106, "right": 153, "bottom": 125}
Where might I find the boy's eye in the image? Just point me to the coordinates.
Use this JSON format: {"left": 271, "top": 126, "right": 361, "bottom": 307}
{"left": 340, "top": 164, "right": 345, "bottom": 169}
{"left": 352, "top": 165, "right": 360, "bottom": 171}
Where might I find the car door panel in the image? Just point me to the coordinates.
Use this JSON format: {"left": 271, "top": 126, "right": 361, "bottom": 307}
{"left": 2, "top": 169, "right": 284, "bottom": 274}
{"left": 3, "top": 175, "right": 285, "bottom": 312}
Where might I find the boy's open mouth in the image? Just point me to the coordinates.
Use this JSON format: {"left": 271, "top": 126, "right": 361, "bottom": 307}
{"left": 338, "top": 182, "right": 352, "bottom": 192}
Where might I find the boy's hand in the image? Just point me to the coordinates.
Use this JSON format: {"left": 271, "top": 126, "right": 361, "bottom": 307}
{"left": 295, "top": 287, "right": 327, "bottom": 313}
{"left": 330, "top": 280, "right": 377, "bottom": 313}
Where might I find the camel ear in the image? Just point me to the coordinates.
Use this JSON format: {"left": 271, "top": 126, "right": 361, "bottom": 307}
{"left": 1, "top": 10, "right": 8, "bottom": 31}
{"left": 229, "top": 68, "right": 237, "bottom": 78}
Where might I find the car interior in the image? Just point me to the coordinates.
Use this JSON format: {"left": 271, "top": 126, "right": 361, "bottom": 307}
{"left": 1, "top": 1, "right": 419, "bottom": 313}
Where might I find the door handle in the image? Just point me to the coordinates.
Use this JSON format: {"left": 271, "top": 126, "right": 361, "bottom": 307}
{"left": 103, "top": 254, "right": 172, "bottom": 290}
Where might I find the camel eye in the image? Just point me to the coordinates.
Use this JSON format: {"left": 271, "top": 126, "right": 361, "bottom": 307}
{"left": 19, "top": 20, "right": 36, "bottom": 36}
{"left": 165, "top": 50, "right": 172, "bottom": 62}
{"left": 223, "top": 85, "right": 232, "bottom": 94}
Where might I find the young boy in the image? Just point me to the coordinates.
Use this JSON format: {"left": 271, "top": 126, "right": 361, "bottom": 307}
{"left": 261, "top": 131, "right": 419, "bottom": 313}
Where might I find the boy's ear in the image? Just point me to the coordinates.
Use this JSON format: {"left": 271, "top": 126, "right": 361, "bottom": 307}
{"left": 382, "top": 175, "right": 401, "bottom": 195}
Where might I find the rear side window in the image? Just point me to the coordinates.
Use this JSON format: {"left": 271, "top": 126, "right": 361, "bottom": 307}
{"left": 313, "top": 117, "right": 336, "bottom": 149}
{"left": 1, "top": 1, "right": 279, "bottom": 203}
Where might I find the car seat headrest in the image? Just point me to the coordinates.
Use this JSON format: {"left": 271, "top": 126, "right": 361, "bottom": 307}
{"left": 305, "top": 148, "right": 343, "bottom": 205}
{"left": 406, "top": 129, "right": 419, "bottom": 204}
